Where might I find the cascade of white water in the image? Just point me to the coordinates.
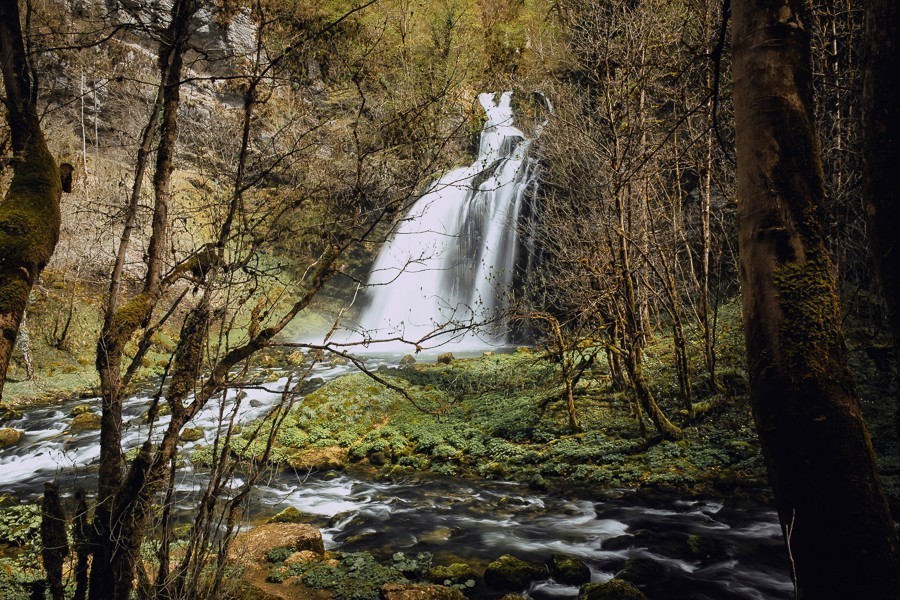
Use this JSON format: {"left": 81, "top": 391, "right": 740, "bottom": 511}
{"left": 346, "top": 91, "right": 538, "bottom": 350}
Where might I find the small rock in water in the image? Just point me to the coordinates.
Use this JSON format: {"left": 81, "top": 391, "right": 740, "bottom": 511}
{"left": 400, "top": 354, "right": 417, "bottom": 366}
{"left": 268, "top": 506, "right": 305, "bottom": 524}
{"left": 484, "top": 554, "right": 549, "bottom": 591}
{"left": 0, "top": 428, "right": 22, "bottom": 448}
{"left": 179, "top": 427, "right": 204, "bottom": 442}
{"left": 437, "top": 352, "right": 454, "bottom": 365}
{"left": 548, "top": 553, "right": 591, "bottom": 585}
{"left": 578, "top": 580, "right": 646, "bottom": 600}
{"left": 69, "top": 412, "right": 101, "bottom": 431}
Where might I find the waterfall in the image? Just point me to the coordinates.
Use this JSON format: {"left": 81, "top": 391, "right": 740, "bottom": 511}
{"left": 346, "top": 91, "right": 539, "bottom": 350}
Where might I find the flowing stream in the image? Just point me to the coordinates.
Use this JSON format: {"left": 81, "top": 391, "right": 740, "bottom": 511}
{"left": 0, "top": 354, "right": 792, "bottom": 600}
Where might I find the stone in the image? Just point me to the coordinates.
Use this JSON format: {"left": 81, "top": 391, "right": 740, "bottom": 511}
{"left": 267, "top": 506, "right": 305, "bottom": 524}
{"left": 578, "top": 580, "right": 646, "bottom": 600}
{"left": 380, "top": 583, "right": 464, "bottom": 600}
{"left": 548, "top": 553, "right": 591, "bottom": 585}
{"left": 427, "top": 563, "right": 477, "bottom": 586}
{"left": 484, "top": 554, "right": 548, "bottom": 591}
{"left": 436, "top": 352, "right": 454, "bottom": 365}
{"left": 180, "top": 427, "right": 204, "bottom": 442}
{"left": 69, "top": 411, "right": 101, "bottom": 431}
{"left": 284, "top": 550, "right": 320, "bottom": 565}
{"left": 399, "top": 354, "right": 417, "bottom": 366}
{"left": 616, "top": 557, "right": 667, "bottom": 586}
{"left": 231, "top": 523, "right": 324, "bottom": 563}
{"left": 287, "top": 446, "right": 348, "bottom": 472}
{"left": 71, "top": 404, "right": 92, "bottom": 416}
{"left": 0, "top": 428, "right": 22, "bottom": 448}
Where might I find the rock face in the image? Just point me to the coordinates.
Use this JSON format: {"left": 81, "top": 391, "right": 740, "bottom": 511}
{"left": 0, "top": 428, "right": 22, "bottom": 448}
{"left": 484, "top": 555, "right": 548, "bottom": 591}
{"left": 231, "top": 523, "right": 324, "bottom": 563}
{"left": 578, "top": 580, "right": 647, "bottom": 600}
{"left": 548, "top": 553, "right": 591, "bottom": 585}
{"left": 380, "top": 583, "right": 464, "bottom": 600}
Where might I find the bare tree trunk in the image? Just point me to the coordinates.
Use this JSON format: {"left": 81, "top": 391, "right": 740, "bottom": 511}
{"left": 863, "top": 0, "right": 900, "bottom": 435}
{"left": 732, "top": 0, "right": 900, "bottom": 595}
{"left": 0, "top": 0, "right": 61, "bottom": 399}
{"left": 40, "top": 483, "right": 69, "bottom": 600}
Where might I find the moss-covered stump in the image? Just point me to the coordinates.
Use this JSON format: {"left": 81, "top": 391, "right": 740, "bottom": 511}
{"left": 578, "top": 580, "right": 646, "bottom": 600}
{"left": 548, "top": 553, "right": 591, "bottom": 585}
{"left": 380, "top": 583, "right": 464, "bottom": 600}
{"left": 268, "top": 506, "right": 305, "bottom": 524}
{"left": 288, "top": 446, "right": 348, "bottom": 472}
{"left": 0, "top": 428, "right": 22, "bottom": 448}
{"left": 68, "top": 411, "right": 101, "bottom": 431}
{"left": 180, "top": 427, "right": 204, "bottom": 442}
{"left": 231, "top": 523, "right": 325, "bottom": 563}
{"left": 484, "top": 555, "right": 548, "bottom": 590}
{"left": 426, "top": 563, "right": 478, "bottom": 586}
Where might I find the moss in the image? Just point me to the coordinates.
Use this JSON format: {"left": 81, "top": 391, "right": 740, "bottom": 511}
{"left": 578, "top": 580, "right": 646, "bottom": 600}
{"left": 268, "top": 507, "right": 305, "bottom": 524}
{"left": 484, "top": 555, "right": 548, "bottom": 590}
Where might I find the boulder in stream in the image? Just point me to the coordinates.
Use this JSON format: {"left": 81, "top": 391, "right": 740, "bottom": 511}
{"left": 69, "top": 411, "right": 101, "bottom": 431}
{"left": 0, "top": 428, "right": 22, "bottom": 448}
{"left": 436, "top": 353, "right": 454, "bottom": 365}
{"left": 267, "top": 506, "right": 305, "bottom": 524}
{"left": 578, "top": 580, "right": 647, "bottom": 600}
{"left": 484, "top": 554, "right": 548, "bottom": 591}
{"left": 288, "top": 446, "right": 348, "bottom": 472}
{"left": 548, "top": 553, "right": 591, "bottom": 585}
{"left": 381, "top": 583, "right": 464, "bottom": 600}
{"left": 427, "top": 563, "right": 477, "bottom": 586}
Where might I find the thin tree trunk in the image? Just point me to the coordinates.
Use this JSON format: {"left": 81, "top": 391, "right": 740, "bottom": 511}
{"left": 0, "top": 0, "right": 62, "bottom": 400}
{"left": 732, "top": 0, "right": 900, "bottom": 595}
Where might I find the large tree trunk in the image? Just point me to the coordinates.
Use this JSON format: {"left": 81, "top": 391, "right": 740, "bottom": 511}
{"left": 0, "top": 0, "right": 62, "bottom": 399}
{"left": 732, "top": 0, "right": 900, "bottom": 596}
{"left": 863, "top": 0, "right": 900, "bottom": 434}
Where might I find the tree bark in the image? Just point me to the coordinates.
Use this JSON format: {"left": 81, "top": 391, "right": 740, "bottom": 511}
{"left": 863, "top": 0, "right": 900, "bottom": 434}
{"left": 0, "top": 0, "right": 61, "bottom": 399}
{"left": 732, "top": 1, "right": 900, "bottom": 596}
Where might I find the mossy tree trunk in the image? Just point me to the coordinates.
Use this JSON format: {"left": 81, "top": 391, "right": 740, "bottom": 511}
{"left": 863, "top": 0, "right": 900, "bottom": 435}
{"left": 0, "top": 0, "right": 61, "bottom": 400}
{"left": 732, "top": 0, "right": 900, "bottom": 596}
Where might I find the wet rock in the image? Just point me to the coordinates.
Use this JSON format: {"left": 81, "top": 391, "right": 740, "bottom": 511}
{"left": 331, "top": 356, "right": 350, "bottom": 366}
{"left": 548, "top": 553, "right": 591, "bottom": 585}
{"left": 327, "top": 511, "right": 355, "bottom": 527}
{"left": 685, "top": 534, "right": 726, "bottom": 560}
{"left": 288, "top": 446, "right": 348, "bottom": 472}
{"left": 0, "top": 428, "right": 22, "bottom": 448}
{"left": 322, "top": 470, "right": 342, "bottom": 480}
{"left": 249, "top": 399, "right": 264, "bottom": 408}
{"left": 231, "top": 523, "right": 324, "bottom": 563}
{"left": 427, "top": 563, "right": 477, "bottom": 586}
{"left": 69, "top": 411, "right": 101, "bottom": 431}
{"left": 267, "top": 506, "right": 305, "bottom": 524}
{"left": 287, "top": 350, "right": 307, "bottom": 365}
{"left": 71, "top": 404, "right": 92, "bottom": 416}
{"left": 180, "top": 427, "right": 203, "bottom": 442}
{"left": 578, "top": 580, "right": 646, "bottom": 600}
{"left": 400, "top": 354, "right": 417, "bottom": 366}
{"left": 0, "top": 404, "right": 22, "bottom": 422}
{"left": 436, "top": 353, "right": 454, "bottom": 365}
{"left": 602, "top": 535, "right": 634, "bottom": 551}
{"left": 380, "top": 583, "right": 464, "bottom": 600}
{"left": 616, "top": 557, "right": 667, "bottom": 586}
{"left": 484, "top": 554, "right": 548, "bottom": 590}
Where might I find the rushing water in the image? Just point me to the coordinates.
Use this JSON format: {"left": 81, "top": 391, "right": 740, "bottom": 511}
{"left": 0, "top": 354, "right": 792, "bottom": 600}
{"left": 342, "top": 91, "right": 539, "bottom": 350}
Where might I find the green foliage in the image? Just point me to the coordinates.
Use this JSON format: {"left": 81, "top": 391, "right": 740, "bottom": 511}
{"left": 0, "top": 504, "right": 41, "bottom": 546}
{"left": 300, "top": 552, "right": 406, "bottom": 600}
{"left": 267, "top": 545, "right": 295, "bottom": 564}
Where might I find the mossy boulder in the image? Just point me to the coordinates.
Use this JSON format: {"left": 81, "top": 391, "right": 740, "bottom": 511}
{"left": 548, "top": 553, "right": 591, "bottom": 585}
{"left": 267, "top": 506, "right": 305, "bottom": 524}
{"left": 380, "top": 583, "right": 464, "bottom": 600}
{"left": 180, "top": 427, "right": 204, "bottom": 442}
{"left": 427, "top": 563, "right": 478, "bottom": 586}
{"left": 484, "top": 554, "right": 548, "bottom": 591}
{"left": 69, "top": 411, "right": 101, "bottom": 431}
{"left": 399, "top": 354, "right": 417, "bottom": 366}
{"left": 0, "top": 404, "right": 22, "bottom": 422}
{"left": 71, "top": 404, "right": 92, "bottom": 416}
{"left": 578, "top": 580, "right": 646, "bottom": 600}
{"left": 0, "top": 428, "right": 22, "bottom": 448}
{"left": 436, "top": 353, "right": 454, "bottom": 365}
{"left": 287, "top": 446, "right": 348, "bottom": 472}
